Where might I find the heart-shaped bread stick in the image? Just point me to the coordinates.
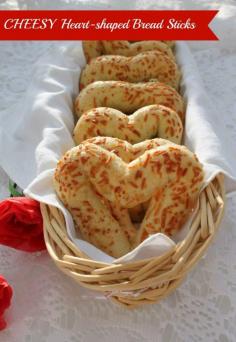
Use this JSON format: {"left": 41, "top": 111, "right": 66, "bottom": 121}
{"left": 80, "top": 51, "right": 180, "bottom": 90}
{"left": 73, "top": 105, "right": 183, "bottom": 145}
{"left": 54, "top": 137, "right": 203, "bottom": 257}
{"left": 75, "top": 81, "right": 185, "bottom": 121}
{"left": 82, "top": 40, "right": 175, "bottom": 62}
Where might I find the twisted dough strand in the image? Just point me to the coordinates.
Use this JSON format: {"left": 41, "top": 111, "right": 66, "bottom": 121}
{"left": 82, "top": 40, "right": 175, "bottom": 62}
{"left": 73, "top": 105, "right": 183, "bottom": 145}
{"left": 80, "top": 51, "right": 180, "bottom": 90}
{"left": 75, "top": 81, "right": 185, "bottom": 121}
{"left": 54, "top": 138, "right": 203, "bottom": 257}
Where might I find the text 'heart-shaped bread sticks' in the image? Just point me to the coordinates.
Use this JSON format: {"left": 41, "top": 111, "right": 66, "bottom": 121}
{"left": 73, "top": 105, "right": 183, "bottom": 145}
{"left": 80, "top": 51, "right": 180, "bottom": 90}
{"left": 82, "top": 40, "right": 175, "bottom": 62}
{"left": 75, "top": 81, "right": 185, "bottom": 121}
{"left": 54, "top": 137, "right": 204, "bottom": 258}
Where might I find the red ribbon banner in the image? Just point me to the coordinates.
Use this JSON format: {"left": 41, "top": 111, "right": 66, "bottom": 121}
{"left": 0, "top": 10, "right": 218, "bottom": 40}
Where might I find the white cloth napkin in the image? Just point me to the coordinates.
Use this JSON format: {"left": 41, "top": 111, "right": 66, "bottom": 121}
{"left": 0, "top": 41, "right": 235, "bottom": 264}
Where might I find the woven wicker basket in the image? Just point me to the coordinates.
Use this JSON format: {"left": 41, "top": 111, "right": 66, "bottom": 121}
{"left": 41, "top": 173, "right": 225, "bottom": 308}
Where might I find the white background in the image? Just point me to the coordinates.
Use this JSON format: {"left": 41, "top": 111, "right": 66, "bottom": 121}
{"left": 0, "top": 1, "right": 236, "bottom": 341}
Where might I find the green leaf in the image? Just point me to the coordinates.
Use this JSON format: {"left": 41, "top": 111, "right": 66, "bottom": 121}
{"left": 8, "top": 180, "right": 24, "bottom": 197}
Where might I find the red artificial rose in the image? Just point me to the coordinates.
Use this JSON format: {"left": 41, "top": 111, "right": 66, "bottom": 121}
{"left": 0, "top": 275, "right": 13, "bottom": 330}
{"left": 0, "top": 197, "right": 46, "bottom": 252}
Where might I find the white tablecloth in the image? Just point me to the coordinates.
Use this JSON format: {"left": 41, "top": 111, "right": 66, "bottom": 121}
{"left": 0, "top": 1, "right": 236, "bottom": 341}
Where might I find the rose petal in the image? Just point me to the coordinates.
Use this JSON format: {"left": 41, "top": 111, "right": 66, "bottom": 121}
{"left": 0, "top": 197, "right": 46, "bottom": 252}
{"left": 0, "top": 316, "right": 7, "bottom": 330}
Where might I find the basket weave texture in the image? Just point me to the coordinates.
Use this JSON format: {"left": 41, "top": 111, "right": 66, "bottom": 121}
{"left": 41, "top": 174, "right": 225, "bottom": 308}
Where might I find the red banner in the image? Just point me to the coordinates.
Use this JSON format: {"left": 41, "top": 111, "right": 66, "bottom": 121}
{"left": 0, "top": 10, "right": 218, "bottom": 40}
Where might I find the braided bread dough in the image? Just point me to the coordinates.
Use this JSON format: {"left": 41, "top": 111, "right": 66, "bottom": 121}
{"left": 80, "top": 51, "right": 180, "bottom": 90}
{"left": 54, "top": 137, "right": 204, "bottom": 257}
{"left": 75, "top": 81, "right": 185, "bottom": 121}
{"left": 73, "top": 105, "right": 183, "bottom": 145}
{"left": 82, "top": 40, "right": 175, "bottom": 62}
